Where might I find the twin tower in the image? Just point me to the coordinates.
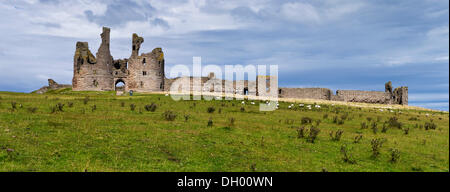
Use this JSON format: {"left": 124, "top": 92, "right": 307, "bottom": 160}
{"left": 72, "top": 27, "right": 165, "bottom": 92}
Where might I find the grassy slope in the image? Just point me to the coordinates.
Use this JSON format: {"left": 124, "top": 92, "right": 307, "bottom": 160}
{"left": 0, "top": 90, "right": 448, "bottom": 172}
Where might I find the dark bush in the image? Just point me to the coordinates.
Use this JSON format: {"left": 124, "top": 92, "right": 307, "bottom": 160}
{"left": 145, "top": 103, "right": 157, "bottom": 112}
{"left": 68, "top": 102, "right": 74, "bottom": 108}
{"left": 130, "top": 104, "right": 136, "bottom": 111}
{"left": 27, "top": 107, "right": 38, "bottom": 113}
{"left": 387, "top": 117, "right": 402, "bottom": 129}
{"left": 371, "top": 122, "right": 378, "bottom": 134}
{"left": 229, "top": 117, "right": 235, "bottom": 126}
{"left": 207, "top": 118, "right": 213, "bottom": 127}
{"left": 360, "top": 122, "right": 368, "bottom": 129}
{"left": 56, "top": 103, "right": 64, "bottom": 112}
{"left": 381, "top": 123, "right": 388, "bottom": 133}
{"left": 307, "top": 126, "right": 320, "bottom": 143}
{"left": 371, "top": 138, "right": 386, "bottom": 158}
{"left": 403, "top": 128, "right": 410, "bottom": 135}
{"left": 390, "top": 148, "right": 400, "bottom": 163}
{"left": 340, "top": 145, "right": 357, "bottom": 164}
{"left": 301, "top": 117, "right": 313, "bottom": 125}
{"left": 83, "top": 96, "right": 89, "bottom": 105}
{"left": 330, "top": 129, "right": 344, "bottom": 141}
{"left": 353, "top": 134, "right": 363, "bottom": 143}
{"left": 424, "top": 122, "right": 437, "bottom": 130}
{"left": 11, "top": 102, "right": 17, "bottom": 109}
{"left": 297, "top": 126, "right": 306, "bottom": 138}
{"left": 164, "top": 111, "right": 177, "bottom": 121}
{"left": 207, "top": 106, "right": 215, "bottom": 113}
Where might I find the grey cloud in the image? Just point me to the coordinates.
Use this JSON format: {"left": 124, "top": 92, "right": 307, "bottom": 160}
{"left": 150, "top": 17, "right": 169, "bottom": 29}
{"left": 85, "top": 0, "right": 155, "bottom": 27}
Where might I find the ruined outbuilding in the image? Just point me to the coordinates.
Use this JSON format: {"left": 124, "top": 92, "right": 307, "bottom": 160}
{"left": 71, "top": 27, "right": 408, "bottom": 105}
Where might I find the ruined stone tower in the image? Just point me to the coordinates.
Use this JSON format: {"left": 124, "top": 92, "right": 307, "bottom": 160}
{"left": 72, "top": 27, "right": 165, "bottom": 93}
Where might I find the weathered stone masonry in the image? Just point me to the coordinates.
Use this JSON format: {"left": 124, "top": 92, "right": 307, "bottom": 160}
{"left": 72, "top": 27, "right": 164, "bottom": 93}
{"left": 278, "top": 81, "right": 408, "bottom": 105}
{"left": 71, "top": 27, "right": 408, "bottom": 105}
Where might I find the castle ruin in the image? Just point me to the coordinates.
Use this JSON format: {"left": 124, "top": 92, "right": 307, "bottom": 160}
{"left": 71, "top": 27, "right": 408, "bottom": 105}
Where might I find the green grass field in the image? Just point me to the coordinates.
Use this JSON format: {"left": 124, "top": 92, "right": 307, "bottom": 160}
{"left": 0, "top": 89, "right": 448, "bottom": 172}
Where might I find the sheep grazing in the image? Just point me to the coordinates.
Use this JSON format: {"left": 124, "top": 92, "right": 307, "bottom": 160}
{"left": 379, "top": 109, "right": 384, "bottom": 112}
{"left": 250, "top": 102, "right": 255, "bottom": 105}
{"left": 315, "top": 105, "right": 321, "bottom": 108}
{"left": 299, "top": 104, "right": 304, "bottom": 107}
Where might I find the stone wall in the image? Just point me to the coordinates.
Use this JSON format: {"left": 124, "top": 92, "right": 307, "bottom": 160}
{"left": 334, "top": 90, "right": 392, "bottom": 104}
{"left": 278, "top": 88, "right": 332, "bottom": 100}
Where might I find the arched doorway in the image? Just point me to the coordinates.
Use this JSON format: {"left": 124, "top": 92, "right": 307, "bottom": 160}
{"left": 243, "top": 87, "right": 249, "bottom": 95}
{"left": 115, "top": 79, "right": 125, "bottom": 95}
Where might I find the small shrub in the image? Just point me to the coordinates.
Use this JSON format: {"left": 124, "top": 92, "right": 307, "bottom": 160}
{"left": 11, "top": 102, "right": 17, "bottom": 109}
{"left": 27, "top": 107, "right": 38, "bottom": 113}
{"left": 353, "top": 134, "right": 363, "bottom": 143}
{"left": 390, "top": 148, "right": 400, "bottom": 163}
{"left": 56, "top": 103, "right": 64, "bottom": 112}
{"left": 323, "top": 114, "right": 328, "bottom": 119}
{"left": 68, "top": 102, "right": 74, "bottom": 108}
{"left": 366, "top": 117, "right": 372, "bottom": 122}
{"left": 285, "top": 119, "right": 294, "bottom": 124}
{"left": 184, "top": 114, "right": 190, "bottom": 122}
{"left": 297, "top": 126, "right": 306, "bottom": 138}
{"left": 424, "top": 122, "right": 437, "bottom": 130}
{"left": 387, "top": 117, "right": 402, "bottom": 129}
{"left": 403, "top": 128, "right": 409, "bottom": 135}
{"left": 218, "top": 108, "right": 222, "bottom": 114}
{"left": 229, "top": 117, "right": 235, "bottom": 126}
{"left": 207, "top": 118, "right": 213, "bottom": 127}
{"left": 360, "top": 122, "right": 368, "bottom": 129}
{"left": 164, "top": 111, "right": 177, "bottom": 121}
{"left": 145, "top": 103, "right": 157, "bottom": 112}
{"left": 371, "top": 122, "right": 378, "bottom": 134}
{"left": 50, "top": 106, "right": 57, "bottom": 113}
{"left": 330, "top": 129, "right": 344, "bottom": 141}
{"left": 340, "top": 145, "right": 357, "bottom": 164}
{"left": 307, "top": 126, "right": 320, "bottom": 143}
{"left": 91, "top": 105, "right": 96, "bottom": 112}
{"left": 371, "top": 138, "right": 386, "bottom": 158}
{"left": 83, "top": 96, "right": 89, "bottom": 105}
{"left": 207, "top": 106, "right": 215, "bottom": 113}
{"left": 408, "top": 117, "right": 419, "bottom": 121}
{"left": 240, "top": 107, "right": 245, "bottom": 112}
{"left": 381, "top": 123, "right": 388, "bottom": 133}
{"left": 120, "top": 101, "right": 125, "bottom": 107}
{"left": 340, "top": 113, "right": 349, "bottom": 121}
{"left": 301, "top": 117, "right": 313, "bottom": 125}
{"left": 315, "top": 119, "right": 321, "bottom": 126}
{"left": 130, "top": 104, "right": 136, "bottom": 111}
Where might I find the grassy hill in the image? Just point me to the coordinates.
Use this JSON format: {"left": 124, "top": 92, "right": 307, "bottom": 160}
{"left": 0, "top": 89, "right": 448, "bottom": 172}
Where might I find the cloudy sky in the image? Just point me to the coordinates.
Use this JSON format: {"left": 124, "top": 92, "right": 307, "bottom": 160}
{"left": 0, "top": 0, "right": 448, "bottom": 110}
